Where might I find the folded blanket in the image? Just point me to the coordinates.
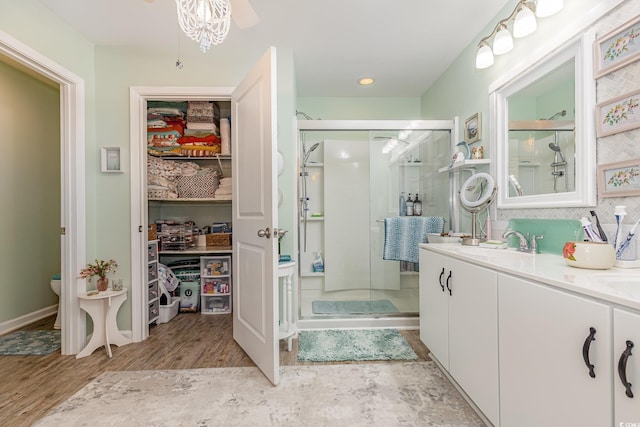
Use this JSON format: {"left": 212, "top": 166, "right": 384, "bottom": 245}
{"left": 383, "top": 216, "right": 445, "bottom": 263}
{"left": 177, "top": 134, "right": 221, "bottom": 146}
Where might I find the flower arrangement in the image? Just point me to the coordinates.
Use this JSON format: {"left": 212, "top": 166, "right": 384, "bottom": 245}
{"left": 79, "top": 259, "right": 118, "bottom": 282}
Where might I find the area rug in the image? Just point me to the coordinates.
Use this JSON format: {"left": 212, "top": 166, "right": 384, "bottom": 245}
{"left": 0, "top": 330, "right": 61, "bottom": 356}
{"left": 34, "top": 362, "right": 483, "bottom": 426}
{"left": 297, "top": 328, "right": 418, "bottom": 362}
{"left": 311, "top": 299, "right": 398, "bottom": 314}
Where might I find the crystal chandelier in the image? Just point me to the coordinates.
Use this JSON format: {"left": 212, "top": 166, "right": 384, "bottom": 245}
{"left": 175, "top": 0, "right": 232, "bottom": 52}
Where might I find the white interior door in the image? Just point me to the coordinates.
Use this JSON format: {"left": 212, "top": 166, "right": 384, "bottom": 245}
{"left": 232, "top": 47, "right": 279, "bottom": 385}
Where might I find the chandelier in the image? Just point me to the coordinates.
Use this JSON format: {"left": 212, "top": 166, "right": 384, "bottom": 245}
{"left": 175, "top": 0, "right": 232, "bottom": 52}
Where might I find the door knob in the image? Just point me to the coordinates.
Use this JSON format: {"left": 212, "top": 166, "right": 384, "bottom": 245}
{"left": 257, "top": 228, "right": 271, "bottom": 238}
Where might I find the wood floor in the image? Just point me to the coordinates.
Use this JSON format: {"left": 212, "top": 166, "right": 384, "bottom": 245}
{"left": 0, "top": 314, "right": 430, "bottom": 426}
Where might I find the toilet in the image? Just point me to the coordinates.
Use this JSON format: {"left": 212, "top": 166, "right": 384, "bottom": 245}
{"left": 50, "top": 274, "right": 61, "bottom": 329}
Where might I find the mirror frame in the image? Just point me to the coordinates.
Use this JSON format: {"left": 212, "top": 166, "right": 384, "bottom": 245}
{"left": 490, "top": 31, "right": 597, "bottom": 209}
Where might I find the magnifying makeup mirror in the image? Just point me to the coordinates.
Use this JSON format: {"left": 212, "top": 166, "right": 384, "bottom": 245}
{"left": 459, "top": 172, "right": 497, "bottom": 246}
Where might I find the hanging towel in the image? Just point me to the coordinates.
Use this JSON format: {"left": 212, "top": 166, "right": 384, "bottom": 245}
{"left": 383, "top": 216, "right": 445, "bottom": 263}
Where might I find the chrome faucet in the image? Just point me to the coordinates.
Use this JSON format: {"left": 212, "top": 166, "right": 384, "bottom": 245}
{"left": 502, "top": 230, "right": 543, "bottom": 254}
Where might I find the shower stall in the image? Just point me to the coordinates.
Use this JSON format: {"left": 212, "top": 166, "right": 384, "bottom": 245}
{"left": 296, "top": 120, "right": 454, "bottom": 327}
{"left": 507, "top": 118, "right": 575, "bottom": 197}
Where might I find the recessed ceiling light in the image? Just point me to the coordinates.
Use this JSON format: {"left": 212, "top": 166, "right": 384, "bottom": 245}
{"left": 359, "top": 77, "right": 375, "bottom": 86}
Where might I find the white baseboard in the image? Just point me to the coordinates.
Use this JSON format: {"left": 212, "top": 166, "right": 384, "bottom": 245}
{"left": 0, "top": 305, "right": 58, "bottom": 335}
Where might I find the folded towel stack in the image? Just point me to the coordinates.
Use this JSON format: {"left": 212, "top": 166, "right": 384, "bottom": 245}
{"left": 216, "top": 177, "right": 232, "bottom": 198}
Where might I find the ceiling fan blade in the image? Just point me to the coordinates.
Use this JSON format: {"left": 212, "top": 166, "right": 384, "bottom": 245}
{"left": 230, "top": 0, "right": 260, "bottom": 29}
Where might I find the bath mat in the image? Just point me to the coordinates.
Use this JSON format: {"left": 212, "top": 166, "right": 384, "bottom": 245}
{"left": 0, "top": 330, "right": 61, "bottom": 356}
{"left": 311, "top": 299, "right": 399, "bottom": 314}
{"left": 297, "top": 328, "right": 418, "bottom": 362}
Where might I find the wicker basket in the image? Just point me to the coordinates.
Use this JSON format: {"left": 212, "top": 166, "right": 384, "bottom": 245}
{"left": 148, "top": 224, "right": 157, "bottom": 241}
{"left": 177, "top": 173, "right": 219, "bottom": 199}
{"left": 206, "top": 233, "right": 232, "bottom": 247}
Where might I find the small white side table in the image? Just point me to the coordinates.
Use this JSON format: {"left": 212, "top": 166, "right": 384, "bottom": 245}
{"left": 76, "top": 288, "right": 131, "bottom": 359}
{"left": 278, "top": 261, "right": 296, "bottom": 351}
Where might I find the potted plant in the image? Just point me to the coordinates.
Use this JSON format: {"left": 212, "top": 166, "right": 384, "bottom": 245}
{"left": 79, "top": 259, "right": 118, "bottom": 292}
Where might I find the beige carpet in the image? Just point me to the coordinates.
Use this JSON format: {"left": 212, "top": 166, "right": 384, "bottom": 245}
{"left": 35, "top": 362, "right": 484, "bottom": 426}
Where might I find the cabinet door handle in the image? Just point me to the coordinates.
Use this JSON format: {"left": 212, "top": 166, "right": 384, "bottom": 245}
{"left": 618, "top": 340, "right": 634, "bottom": 398}
{"left": 446, "top": 271, "right": 452, "bottom": 296}
{"left": 582, "top": 327, "right": 597, "bottom": 378}
{"left": 438, "top": 268, "right": 445, "bottom": 292}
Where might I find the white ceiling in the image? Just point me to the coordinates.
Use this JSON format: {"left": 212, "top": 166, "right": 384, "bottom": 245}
{"left": 37, "top": 0, "right": 512, "bottom": 97}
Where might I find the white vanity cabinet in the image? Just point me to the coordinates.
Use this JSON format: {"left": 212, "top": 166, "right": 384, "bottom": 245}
{"left": 498, "top": 273, "right": 613, "bottom": 427}
{"left": 419, "top": 249, "right": 499, "bottom": 425}
{"left": 614, "top": 308, "right": 640, "bottom": 425}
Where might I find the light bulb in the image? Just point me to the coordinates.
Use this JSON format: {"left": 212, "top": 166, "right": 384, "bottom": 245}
{"left": 536, "top": 0, "right": 563, "bottom": 18}
{"left": 493, "top": 24, "right": 513, "bottom": 55}
{"left": 476, "top": 41, "right": 494, "bottom": 69}
{"left": 514, "top": 5, "right": 537, "bottom": 38}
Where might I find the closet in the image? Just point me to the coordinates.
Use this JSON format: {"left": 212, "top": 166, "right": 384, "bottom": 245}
{"left": 145, "top": 98, "right": 234, "bottom": 330}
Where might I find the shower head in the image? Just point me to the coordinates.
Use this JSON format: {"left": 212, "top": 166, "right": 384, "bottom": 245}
{"left": 303, "top": 142, "right": 320, "bottom": 164}
{"left": 544, "top": 110, "right": 567, "bottom": 120}
{"left": 548, "top": 142, "right": 566, "bottom": 164}
{"left": 548, "top": 142, "right": 561, "bottom": 152}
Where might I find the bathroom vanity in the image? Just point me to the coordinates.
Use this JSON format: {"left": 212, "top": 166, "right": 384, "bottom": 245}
{"left": 419, "top": 243, "right": 640, "bottom": 427}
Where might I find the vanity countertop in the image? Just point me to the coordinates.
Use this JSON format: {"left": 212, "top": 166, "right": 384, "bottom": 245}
{"left": 419, "top": 243, "right": 640, "bottom": 312}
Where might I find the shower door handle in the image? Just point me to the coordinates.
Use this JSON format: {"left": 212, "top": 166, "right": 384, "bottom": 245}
{"left": 257, "top": 228, "right": 271, "bottom": 238}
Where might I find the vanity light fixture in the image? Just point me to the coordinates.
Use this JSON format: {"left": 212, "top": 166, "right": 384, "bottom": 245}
{"left": 493, "top": 23, "right": 514, "bottom": 55}
{"left": 475, "top": 0, "right": 563, "bottom": 69}
{"left": 176, "top": 0, "right": 232, "bottom": 52}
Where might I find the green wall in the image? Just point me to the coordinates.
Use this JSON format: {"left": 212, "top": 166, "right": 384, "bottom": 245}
{"left": 421, "top": 0, "right": 609, "bottom": 157}
{"left": 0, "top": 0, "right": 96, "bottom": 325}
{"left": 0, "top": 60, "right": 60, "bottom": 321}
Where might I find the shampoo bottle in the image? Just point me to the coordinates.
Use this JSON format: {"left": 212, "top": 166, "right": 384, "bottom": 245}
{"left": 399, "top": 192, "right": 407, "bottom": 216}
{"left": 413, "top": 193, "right": 422, "bottom": 216}
{"left": 406, "top": 193, "right": 414, "bottom": 216}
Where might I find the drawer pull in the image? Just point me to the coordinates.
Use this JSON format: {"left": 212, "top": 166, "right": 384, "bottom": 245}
{"left": 446, "top": 271, "right": 452, "bottom": 296}
{"left": 618, "top": 340, "right": 634, "bottom": 398}
{"left": 582, "top": 327, "right": 596, "bottom": 378}
{"left": 439, "top": 268, "right": 445, "bottom": 292}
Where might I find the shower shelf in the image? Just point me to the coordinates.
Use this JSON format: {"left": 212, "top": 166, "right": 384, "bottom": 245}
{"left": 305, "top": 163, "right": 323, "bottom": 167}
{"left": 438, "top": 159, "right": 490, "bottom": 173}
{"left": 300, "top": 216, "right": 324, "bottom": 221}
{"left": 300, "top": 272, "right": 324, "bottom": 277}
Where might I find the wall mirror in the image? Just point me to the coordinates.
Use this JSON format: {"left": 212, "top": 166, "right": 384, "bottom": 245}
{"left": 491, "top": 32, "right": 597, "bottom": 209}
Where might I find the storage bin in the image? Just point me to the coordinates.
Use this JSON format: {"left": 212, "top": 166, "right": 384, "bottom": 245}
{"left": 158, "top": 297, "right": 181, "bottom": 323}
{"left": 206, "top": 233, "right": 232, "bottom": 247}
{"left": 177, "top": 172, "right": 219, "bottom": 198}
{"left": 148, "top": 224, "right": 157, "bottom": 241}
{"left": 160, "top": 224, "right": 197, "bottom": 251}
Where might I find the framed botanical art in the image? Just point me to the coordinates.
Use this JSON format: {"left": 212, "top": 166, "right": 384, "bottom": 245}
{"left": 597, "top": 158, "right": 640, "bottom": 198}
{"left": 594, "top": 15, "right": 640, "bottom": 78}
{"left": 595, "top": 88, "right": 640, "bottom": 137}
{"left": 464, "top": 112, "right": 481, "bottom": 144}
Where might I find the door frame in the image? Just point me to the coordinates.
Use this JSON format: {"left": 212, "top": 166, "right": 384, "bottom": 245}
{"left": 0, "top": 30, "right": 86, "bottom": 355}
{"left": 129, "top": 86, "right": 234, "bottom": 341}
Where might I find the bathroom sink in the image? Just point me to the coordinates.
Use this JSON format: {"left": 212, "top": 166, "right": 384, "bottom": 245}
{"left": 450, "top": 246, "right": 536, "bottom": 265}
{"left": 453, "top": 246, "right": 533, "bottom": 259}
{"left": 587, "top": 274, "right": 640, "bottom": 298}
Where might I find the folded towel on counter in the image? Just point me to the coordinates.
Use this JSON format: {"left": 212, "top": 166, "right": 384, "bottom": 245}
{"left": 383, "top": 216, "right": 445, "bottom": 264}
